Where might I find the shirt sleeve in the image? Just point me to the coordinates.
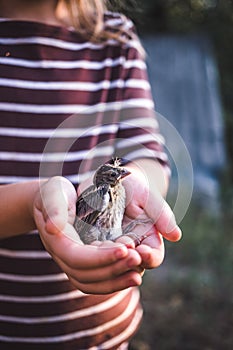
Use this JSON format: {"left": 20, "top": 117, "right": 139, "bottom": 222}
{"left": 113, "top": 21, "right": 170, "bottom": 175}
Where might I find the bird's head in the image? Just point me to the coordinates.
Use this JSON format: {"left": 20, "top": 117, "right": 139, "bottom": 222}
{"left": 94, "top": 161, "right": 131, "bottom": 187}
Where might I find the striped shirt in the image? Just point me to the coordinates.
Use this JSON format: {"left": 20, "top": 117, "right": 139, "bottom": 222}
{"left": 0, "top": 13, "right": 168, "bottom": 349}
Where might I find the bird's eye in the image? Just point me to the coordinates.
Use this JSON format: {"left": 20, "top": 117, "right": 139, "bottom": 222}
{"left": 110, "top": 171, "right": 117, "bottom": 177}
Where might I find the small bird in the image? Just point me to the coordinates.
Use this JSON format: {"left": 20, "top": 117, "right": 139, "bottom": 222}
{"left": 74, "top": 158, "right": 131, "bottom": 244}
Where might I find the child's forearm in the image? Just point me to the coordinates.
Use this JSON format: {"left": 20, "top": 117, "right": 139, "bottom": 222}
{"left": 0, "top": 180, "right": 41, "bottom": 238}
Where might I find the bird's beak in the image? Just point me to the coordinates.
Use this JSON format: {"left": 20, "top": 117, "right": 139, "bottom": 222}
{"left": 119, "top": 168, "right": 131, "bottom": 180}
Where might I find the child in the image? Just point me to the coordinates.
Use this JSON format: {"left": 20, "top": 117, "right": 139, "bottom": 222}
{"left": 0, "top": 1, "right": 181, "bottom": 349}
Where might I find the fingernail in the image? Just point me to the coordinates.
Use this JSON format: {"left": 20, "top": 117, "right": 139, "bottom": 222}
{"left": 171, "top": 226, "right": 182, "bottom": 241}
{"left": 115, "top": 247, "right": 127, "bottom": 259}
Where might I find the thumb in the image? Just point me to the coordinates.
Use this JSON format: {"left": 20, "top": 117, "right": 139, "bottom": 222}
{"left": 145, "top": 193, "right": 182, "bottom": 242}
{"left": 38, "top": 177, "right": 77, "bottom": 234}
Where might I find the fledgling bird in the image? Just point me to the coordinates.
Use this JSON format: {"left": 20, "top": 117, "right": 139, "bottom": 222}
{"left": 74, "top": 158, "right": 131, "bottom": 244}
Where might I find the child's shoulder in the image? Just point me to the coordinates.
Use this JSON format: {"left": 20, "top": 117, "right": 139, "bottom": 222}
{"left": 104, "top": 11, "right": 134, "bottom": 25}
{"left": 104, "top": 11, "right": 136, "bottom": 34}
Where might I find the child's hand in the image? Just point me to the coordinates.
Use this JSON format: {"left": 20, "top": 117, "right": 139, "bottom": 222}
{"left": 116, "top": 160, "right": 182, "bottom": 269}
{"left": 33, "top": 176, "right": 144, "bottom": 294}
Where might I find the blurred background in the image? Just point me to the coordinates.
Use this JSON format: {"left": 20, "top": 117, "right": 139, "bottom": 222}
{"left": 111, "top": 0, "right": 233, "bottom": 349}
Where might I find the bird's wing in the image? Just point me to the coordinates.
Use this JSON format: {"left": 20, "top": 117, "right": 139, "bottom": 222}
{"left": 76, "top": 184, "right": 109, "bottom": 226}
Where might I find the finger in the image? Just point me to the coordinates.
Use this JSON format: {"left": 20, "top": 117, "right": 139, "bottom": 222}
{"left": 115, "top": 235, "right": 136, "bottom": 248}
{"left": 68, "top": 271, "right": 142, "bottom": 295}
{"left": 39, "top": 177, "right": 77, "bottom": 233}
{"left": 136, "top": 232, "right": 165, "bottom": 269}
{"left": 54, "top": 248, "right": 142, "bottom": 284}
{"left": 42, "top": 230, "right": 129, "bottom": 269}
{"left": 155, "top": 203, "right": 182, "bottom": 242}
{"left": 145, "top": 195, "right": 182, "bottom": 242}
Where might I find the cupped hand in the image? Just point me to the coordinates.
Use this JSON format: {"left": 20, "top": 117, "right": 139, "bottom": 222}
{"left": 33, "top": 176, "right": 144, "bottom": 294}
{"left": 116, "top": 160, "right": 182, "bottom": 269}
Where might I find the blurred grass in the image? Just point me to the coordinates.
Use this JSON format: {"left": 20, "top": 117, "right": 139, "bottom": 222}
{"left": 129, "top": 199, "right": 233, "bottom": 350}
